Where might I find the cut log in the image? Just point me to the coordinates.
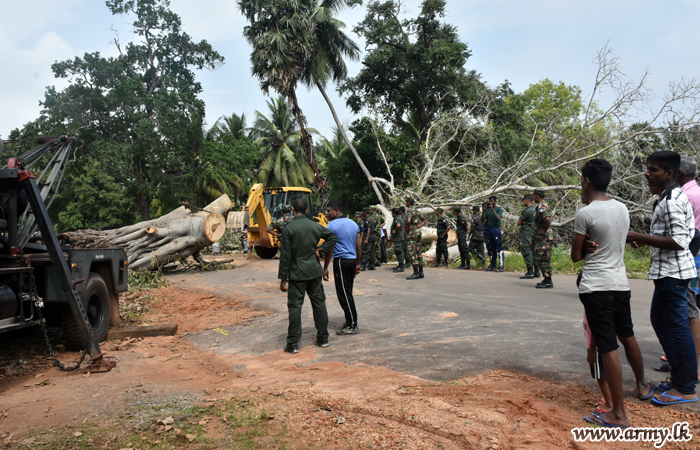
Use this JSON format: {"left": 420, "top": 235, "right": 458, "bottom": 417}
{"left": 105, "top": 324, "right": 178, "bottom": 340}
{"left": 65, "top": 195, "right": 232, "bottom": 270}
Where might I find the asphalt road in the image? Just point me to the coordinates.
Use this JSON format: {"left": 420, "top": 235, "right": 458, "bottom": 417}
{"left": 176, "top": 259, "right": 679, "bottom": 392}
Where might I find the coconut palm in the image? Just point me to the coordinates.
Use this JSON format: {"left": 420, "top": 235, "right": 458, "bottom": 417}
{"left": 316, "top": 126, "right": 349, "bottom": 171}
{"left": 206, "top": 112, "right": 249, "bottom": 141}
{"left": 250, "top": 96, "right": 316, "bottom": 187}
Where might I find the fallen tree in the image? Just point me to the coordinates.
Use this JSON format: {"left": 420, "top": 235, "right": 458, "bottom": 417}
{"left": 65, "top": 195, "right": 230, "bottom": 270}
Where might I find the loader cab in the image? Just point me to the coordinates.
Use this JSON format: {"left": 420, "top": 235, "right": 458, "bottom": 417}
{"left": 263, "top": 187, "right": 314, "bottom": 220}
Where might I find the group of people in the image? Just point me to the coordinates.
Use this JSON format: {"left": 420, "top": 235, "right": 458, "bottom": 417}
{"left": 273, "top": 150, "right": 700, "bottom": 429}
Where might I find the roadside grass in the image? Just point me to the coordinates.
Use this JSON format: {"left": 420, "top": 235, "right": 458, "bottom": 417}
{"left": 504, "top": 244, "right": 650, "bottom": 278}
{"left": 14, "top": 395, "right": 296, "bottom": 450}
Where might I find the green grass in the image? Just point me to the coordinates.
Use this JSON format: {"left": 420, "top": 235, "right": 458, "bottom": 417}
{"left": 504, "top": 244, "right": 650, "bottom": 278}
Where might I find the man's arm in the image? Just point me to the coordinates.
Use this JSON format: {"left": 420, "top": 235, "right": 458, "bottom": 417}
{"left": 323, "top": 249, "right": 333, "bottom": 281}
{"left": 355, "top": 232, "right": 362, "bottom": 275}
{"left": 278, "top": 228, "right": 292, "bottom": 291}
{"left": 627, "top": 231, "right": 683, "bottom": 250}
{"left": 318, "top": 224, "right": 339, "bottom": 254}
{"left": 571, "top": 233, "right": 587, "bottom": 262}
{"left": 492, "top": 207, "right": 502, "bottom": 221}
{"left": 536, "top": 217, "right": 551, "bottom": 234}
{"left": 442, "top": 223, "right": 451, "bottom": 238}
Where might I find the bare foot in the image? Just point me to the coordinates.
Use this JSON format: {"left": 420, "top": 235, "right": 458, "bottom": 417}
{"left": 637, "top": 380, "right": 654, "bottom": 399}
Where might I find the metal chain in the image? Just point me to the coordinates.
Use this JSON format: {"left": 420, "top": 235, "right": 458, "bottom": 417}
{"left": 33, "top": 289, "right": 87, "bottom": 372}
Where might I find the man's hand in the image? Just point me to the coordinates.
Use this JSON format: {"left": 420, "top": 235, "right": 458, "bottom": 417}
{"left": 323, "top": 269, "right": 330, "bottom": 281}
{"left": 355, "top": 264, "right": 361, "bottom": 276}
{"left": 363, "top": 239, "right": 368, "bottom": 245}
{"left": 583, "top": 238, "right": 599, "bottom": 254}
{"left": 626, "top": 230, "right": 645, "bottom": 248}
{"left": 587, "top": 348, "right": 596, "bottom": 366}
{"left": 280, "top": 280, "right": 288, "bottom": 292}
{"left": 316, "top": 249, "right": 322, "bottom": 259}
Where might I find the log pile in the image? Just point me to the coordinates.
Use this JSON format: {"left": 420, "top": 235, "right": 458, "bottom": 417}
{"left": 65, "top": 195, "right": 231, "bottom": 270}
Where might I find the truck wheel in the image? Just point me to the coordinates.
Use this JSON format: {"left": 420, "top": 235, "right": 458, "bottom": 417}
{"left": 254, "top": 246, "right": 278, "bottom": 259}
{"left": 62, "top": 273, "right": 110, "bottom": 350}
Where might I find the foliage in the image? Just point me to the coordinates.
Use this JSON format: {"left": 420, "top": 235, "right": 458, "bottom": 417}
{"left": 250, "top": 96, "right": 316, "bottom": 187}
{"left": 340, "top": 0, "right": 483, "bottom": 134}
{"left": 128, "top": 269, "right": 169, "bottom": 292}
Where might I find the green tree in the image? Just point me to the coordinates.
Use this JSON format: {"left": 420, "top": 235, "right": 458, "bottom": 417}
{"left": 250, "top": 96, "right": 316, "bottom": 187}
{"left": 33, "top": 0, "right": 223, "bottom": 220}
{"left": 206, "top": 112, "right": 249, "bottom": 141}
{"left": 340, "top": 0, "right": 483, "bottom": 136}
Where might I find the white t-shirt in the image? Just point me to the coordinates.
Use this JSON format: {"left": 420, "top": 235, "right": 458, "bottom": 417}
{"left": 573, "top": 199, "right": 630, "bottom": 293}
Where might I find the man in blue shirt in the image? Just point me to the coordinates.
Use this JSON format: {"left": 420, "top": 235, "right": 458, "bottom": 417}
{"left": 324, "top": 200, "right": 362, "bottom": 335}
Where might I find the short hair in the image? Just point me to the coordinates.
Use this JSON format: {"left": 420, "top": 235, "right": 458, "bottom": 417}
{"left": 472, "top": 206, "right": 479, "bottom": 211}
{"left": 405, "top": 198, "right": 415, "bottom": 206}
{"left": 327, "top": 199, "right": 343, "bottom": 213}
{"left": 680, "top": 155, "right": 697, "bottom": 177}
{"left": 581, "top": 159, "right": 613, "bottom": 192}
{"left": 399, "top": 206, "right": 406, "bottom": 213}
{"left": 523, "top": 194, "right": 534, "bottom": 201}
{"left": 292, "top": 197, "right": 308, "bottom": 213}
{"left": 489, "top": 195, "right": 497, "bottom": 201}
{"left": 391, "top": 207, "right": 400, "bottom": 215}
{"left": 647, "top": 151, "right": 681, "bottom": 179}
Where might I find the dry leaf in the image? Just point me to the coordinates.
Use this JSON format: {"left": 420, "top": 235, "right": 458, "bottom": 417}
{"left": 20, "top": 438, "right": 36, "bottom": 445}
{"left": 337, "top": 415, "right": 346, "bottom": 425}
{"left": 164, "top": 426, "right": 172, "bottom": 431}
{"left": 73, "top": 432, "right": 82, "bottom": 437}
{"left": 174, "top": 428, "right": 182, "bottom": 436}
{"left": 159, "top": 416, "right": 175, "bottom": 425}
{"left": 186, "top": 433, "right": 197, "bottom": 442}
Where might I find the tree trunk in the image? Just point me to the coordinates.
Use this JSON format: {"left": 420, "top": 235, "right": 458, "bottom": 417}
{"left": 65, "top": 195, "right": 231, "bottom": 270}
{"left": 315, "top": 81, "right": 386, "bottom": 205}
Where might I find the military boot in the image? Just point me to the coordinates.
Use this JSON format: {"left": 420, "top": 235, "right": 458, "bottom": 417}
{"left": 393, "top": 265, "right": 404, "bottom": 273}
{"left": 406, "top": 267, "right": 421, "bottom": 280}
{"left": 368, "top": 263, "right": 375, "bottom": 271}
{"left": 533, "top": 267, "right": 541, "bottom": 278}
{"left": 419, "top": 266, "right": 425, "bottom": 278}
{"left": 536, "top": 276, "right": 553, "bottom": 289}
{"left": 465, "top": 259, "right": 471, "bottom": 270}
{"left": 520, "top": 267, "right": 534, "bottom": 279}
{"left": 431, "top": 261, "right": 441, "bottom": 268}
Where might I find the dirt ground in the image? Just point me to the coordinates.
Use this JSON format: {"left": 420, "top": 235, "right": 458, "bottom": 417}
{"left": 2, "top": 281, "right": 700, "bottom": 449}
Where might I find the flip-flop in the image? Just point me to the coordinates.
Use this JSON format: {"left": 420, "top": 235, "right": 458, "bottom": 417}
{"left": 639, "top": 381, "right": 655, "bottom": 400}
{"left": 651, "top": 391, "right": 699, "bottom": 405}
{"left": 583, "top": 413, "right": 630, "bottom": 428}
{"left": 654, "top": 363, "right": 672, "bottom": 372}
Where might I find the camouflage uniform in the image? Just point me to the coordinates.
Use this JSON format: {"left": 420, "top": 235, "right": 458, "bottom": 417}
{"left": 435, "top": 213, "right": 449, "bottom": 265}
{"left": 407, "top": 207, "right": 424, "bottom": 268}
{"left": 372, "top": 211, "right": 383, "bottom": 263}
{"left": 534, "top": 202, "right": 553, "bottom": 277}
{"left": 391, "top": 214, "right": 405, "bottom": 266}
{"left": 468, "top": 213, "right": 486, "bottom": 264}
{"left": 402, "top": 212, "right": 410, "bottom": 266}
{"left": 267, "top": 213, "right": 294, "bottom": 235}
{"left": 361, "top": 214, "right": 377, "bottom": 269}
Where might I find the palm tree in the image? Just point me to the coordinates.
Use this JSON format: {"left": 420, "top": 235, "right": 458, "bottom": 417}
{"left": 206, "top": 112, "right": 249, "bottom": 141}
{"left": 250, "top": 96, "right": 316, "bottom": 187}
{"left": 316, "top": 126, "right": 349, "bottom": 171}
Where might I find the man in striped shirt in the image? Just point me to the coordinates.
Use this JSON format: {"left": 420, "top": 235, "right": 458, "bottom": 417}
{"left": 627, "top": 151, "right": 698, "bottom": 405}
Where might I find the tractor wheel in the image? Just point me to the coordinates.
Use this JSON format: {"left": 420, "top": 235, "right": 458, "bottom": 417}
{"left": 254, "top": 246, "right": 278, "bottom": 259}
{"left": 62, "top": 273, "right": 110, "bottom": 350}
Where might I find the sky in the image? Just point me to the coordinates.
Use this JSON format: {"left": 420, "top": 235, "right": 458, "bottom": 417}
{"left": 1, "top": 0, "right": 699, "bottom": 139}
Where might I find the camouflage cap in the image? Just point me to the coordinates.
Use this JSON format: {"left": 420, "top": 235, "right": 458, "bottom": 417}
{"left": 354, "top": 211, "right": 362, "bottom": 216}
{"left": 451, "top": 206, "right": 461, "bottom": 212}
{"left": 533, "top": 189, "right": 546, "bottom": 197}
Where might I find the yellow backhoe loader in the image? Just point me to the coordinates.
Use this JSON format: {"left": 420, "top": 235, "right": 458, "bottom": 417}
{"left": 235, "top": 184, "right": 328, "bottom": 259}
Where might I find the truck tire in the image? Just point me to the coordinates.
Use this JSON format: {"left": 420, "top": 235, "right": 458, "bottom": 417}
{"left": 254, "top": 246, "right": 278, "bottom": 259}
{"left": 62, "top": 273, "right": 110, "bottom": 350}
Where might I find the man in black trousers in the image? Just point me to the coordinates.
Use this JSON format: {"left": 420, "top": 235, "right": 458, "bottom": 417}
{"left": 324, "top": 200, "right": 362, "bottom": 335}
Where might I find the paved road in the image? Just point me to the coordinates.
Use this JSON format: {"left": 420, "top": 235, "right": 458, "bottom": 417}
{"left": 176, "top": 259, "right": 679, "bottom": 392}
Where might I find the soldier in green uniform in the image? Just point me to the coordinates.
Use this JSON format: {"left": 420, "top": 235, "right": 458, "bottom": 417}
{"left": 267, "top": 207, "right": 294, "bottom": 237}
{"left": 405, "top": 198, "right": 426, "bottom": 280}
{"left": 450, "top": 207, "right": 470, "bottom": 269}
{"left": 517, "top": 194, "right": 539, "bottom": 279}
{"left": 533, "top": 189, "right": 554, "bottom": 288}
{"left": 370, "top": 206, "right": 384, "bottom": 267}
{"left": 278, "top": 198, "right": 338, "bottom": 353}
{"left": 390, "top": 208, "right": 406, "bottom": 273}
{"left": 353, "top": 211, "right": 365, "bottom": 243}
{"left": 468, "top": 205, "right": 486, "bottom": 266}
{"left": 432, "top": 208, "right": 450, "bottom": 267}
{"left": 360, "top": 208, "right": 376, "bottom": 271}
{"left": 400, "top": 206, "right": 410, "bottom": 268}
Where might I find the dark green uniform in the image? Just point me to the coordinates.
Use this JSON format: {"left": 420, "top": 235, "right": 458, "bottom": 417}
{"left": 454, "top": 212, "right": 470, "bottom": 267}
{"left": 391, "top": 215, "right": 405, "bottom": 266}
{"left": 468, "top": 213, "right": 485, "bottom": 265}
{"left": 361, "top": 215, "right": 376, "bottom": 268}
{"left": 435, "top": 215, "right": 449, "bottom": 265}
{"left": 407, "top": 207, "right": 424, "bottom": 268}
{"left": 402, "top": 212, "right": 410, "bottom": 266}
{"left": 534, "top": 202, "right": 553, "bottom": 276}
{"left": 519, "top": 205, "right": 538, "bottom": 272}
{"left": 278, "top": 216, "right": 338, "bottom": 345}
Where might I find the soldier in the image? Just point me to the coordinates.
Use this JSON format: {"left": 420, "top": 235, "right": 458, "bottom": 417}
{"left": 400, "top": 206, "right": 410, "bottom": 268}
{"left": 468, "top": 205, "right": 486, "bottom": 266}
{"left": 278, "top": 198, "right": 338, "bottom": 353}
{"left": 451, "top": 207, "right": 470, "bottom": 269}
{"left": 405, "top": 198, "right": 426, "bottom": 280}
{"left": 432, "top": 208, "right": 450, "bottom": 267}
{"left": 482, "top": 195, "right": 505, "bottom": 272}
{"left": 360, "top": 208, "right": 377, "bottom": 271}
{"left": 370, "top": 206, "right": 384, "bottom": 267}
{"left": 533, "top": 189, "right": 554, "bottom": 288}
{"left": 267, "top": 207, "right": 294, "bottom": 237}
{"left": 518, "top": 194, "right": 539, "bottom": 279}
{"left": 391, "top": 208, "right": 406, "bottom": 273}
